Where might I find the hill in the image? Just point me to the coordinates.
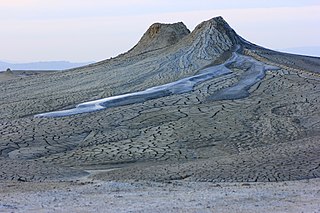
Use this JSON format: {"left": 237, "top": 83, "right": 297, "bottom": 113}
{"left": 0, "top": 16, "right": 319, "bottom": 185}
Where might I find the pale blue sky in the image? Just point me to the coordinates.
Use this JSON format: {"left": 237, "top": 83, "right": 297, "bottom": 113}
{"left": 1, "top": 0, "right": 320, "bottom": 62}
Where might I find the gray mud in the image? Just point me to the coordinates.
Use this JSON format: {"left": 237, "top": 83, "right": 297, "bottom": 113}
{"left": 34, "top": 55, "right": 235, "bottom": 118}
{"left": 35, "top": 53, "right": 277, "bottom": 118}
{"left": 208, "top": 54, "right": 278, "bottom": 101}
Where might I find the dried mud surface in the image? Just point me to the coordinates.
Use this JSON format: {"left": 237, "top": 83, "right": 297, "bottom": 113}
{"left": 2, "top": 57, "right": 320, "bottom": 182}
{"left": 1, "top": 17, "right": 320, "bottom": 212}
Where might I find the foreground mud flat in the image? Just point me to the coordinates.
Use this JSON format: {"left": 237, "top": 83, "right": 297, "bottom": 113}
{"left": 1, "top": 177, "right": 320, "bottom": 213}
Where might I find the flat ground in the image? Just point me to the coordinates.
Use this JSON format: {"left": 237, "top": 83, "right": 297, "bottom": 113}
{"left": 1, "top": 176, "right": 320, "bottom": 213}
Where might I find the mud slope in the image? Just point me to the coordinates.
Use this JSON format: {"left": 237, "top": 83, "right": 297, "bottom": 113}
{"left": 0, "top": 16, "right": 320, "bottom": 183}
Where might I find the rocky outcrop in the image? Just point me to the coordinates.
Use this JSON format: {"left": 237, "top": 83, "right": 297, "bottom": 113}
{"left": 127, "top": 22, "right": 190, "bottom": 56}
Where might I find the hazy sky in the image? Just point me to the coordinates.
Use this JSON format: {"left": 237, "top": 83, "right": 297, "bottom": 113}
{"left": 1, "top": 0, "right": 320, "bottom": 62}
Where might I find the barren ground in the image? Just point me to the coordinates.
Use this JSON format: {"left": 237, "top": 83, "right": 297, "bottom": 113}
{"left": 1, "top": 17, "right": 320, "bottom": 212}
{"left": 1, "top": 176, "right": 320, "bottom": 213}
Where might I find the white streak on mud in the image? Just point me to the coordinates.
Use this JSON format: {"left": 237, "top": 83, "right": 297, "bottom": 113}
{"left": 34, "top": 53, "right": 277, "bottom": 118}
{"left": 208, "top": 54, "right": 278, "bottom": 101}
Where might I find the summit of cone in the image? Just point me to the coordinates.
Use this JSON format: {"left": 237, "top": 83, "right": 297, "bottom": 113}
{"left": 127, "top": 22, "right": 190, "bottom": 56}
{"left": 119, "top": 16, "right": 242, "bottom": 76}
{"left": 188, "top": 16, "right": 240, "bottom": 44}
{"left": 126, "top": 17, "right": 240, "bottom": 58}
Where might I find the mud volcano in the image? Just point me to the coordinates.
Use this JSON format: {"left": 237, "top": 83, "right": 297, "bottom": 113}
{"left": 1, "top": 17, "right": 320, "bottom": 184}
